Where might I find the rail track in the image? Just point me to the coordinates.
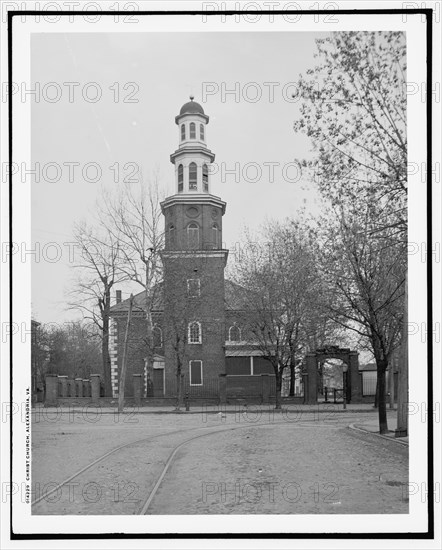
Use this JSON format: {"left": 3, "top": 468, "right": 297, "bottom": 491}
{"left": 31, "top": 413, "right": 404, "bottom": 515}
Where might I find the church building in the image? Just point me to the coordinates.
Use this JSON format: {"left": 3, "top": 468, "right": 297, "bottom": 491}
{"left": 109, "top": 98, "right": 275, "bottom": 401}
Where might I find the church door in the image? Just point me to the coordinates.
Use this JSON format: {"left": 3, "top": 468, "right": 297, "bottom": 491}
{"left": 152, "top": 365, "right": 165, "bottom": 397}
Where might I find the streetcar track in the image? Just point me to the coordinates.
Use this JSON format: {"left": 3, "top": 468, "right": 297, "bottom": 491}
{"left": 31, "top": 415, "right": 365, "bottom": 511}
{"left": 31, "top": 425, "right": 213, "bottom": 506}
{"left": 138, "top": 420, "right": 347, "bottom": 514}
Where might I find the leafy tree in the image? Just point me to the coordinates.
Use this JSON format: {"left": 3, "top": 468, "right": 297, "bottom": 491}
{"left": 99, "top": 178, "right": 164, "bottom": 385}
{"left": 294, "top": 31, "right": 407, "bottom": 233}
{"left": 294, "top": 31, "right": 407, "bottom": 433}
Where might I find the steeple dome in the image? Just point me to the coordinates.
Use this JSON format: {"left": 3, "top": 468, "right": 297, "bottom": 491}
{"left": 179, "top": 96, "right": 205, "bottom": 116}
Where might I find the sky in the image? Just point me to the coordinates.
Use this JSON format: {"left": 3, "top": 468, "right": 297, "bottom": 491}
{"left": 31, "top": 31, "right": 328, "bottom": 324}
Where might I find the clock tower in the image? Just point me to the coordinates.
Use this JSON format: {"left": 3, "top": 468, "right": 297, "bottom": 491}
{"left": 161, "top": 98, "right": 228, "bottom": 396}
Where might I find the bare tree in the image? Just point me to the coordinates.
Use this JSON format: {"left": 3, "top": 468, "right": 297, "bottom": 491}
{"left": 234, "top": 220, "right": 329, "bottom": 408}
{"left": 69, "top": 222, "right": 124, "bottom": 396}
{"left": 99, "top": 177, "right": 164, "bottom": 386}
{"left": 318, "top": 202, "right": 405, "bottom": 433}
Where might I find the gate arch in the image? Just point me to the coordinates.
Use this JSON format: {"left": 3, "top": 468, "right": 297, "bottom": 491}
{"left": 304, "top": 346, "right": 362, "bottom": 404}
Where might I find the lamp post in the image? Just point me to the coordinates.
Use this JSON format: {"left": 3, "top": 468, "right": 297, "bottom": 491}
{"left": 342, "top": 364, "right": 348, "bottom": 410}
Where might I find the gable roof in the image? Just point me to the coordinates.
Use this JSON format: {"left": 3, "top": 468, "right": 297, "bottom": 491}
{"left": 109, "top": 284, "right": 164, "bottom": 316}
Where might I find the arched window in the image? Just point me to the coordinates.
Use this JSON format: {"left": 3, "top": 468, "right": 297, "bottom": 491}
{"left": 181, "top": 124, "right": 186, "bottom": 141}
{"left": 178, "top": 164, "right": 184, "bottom": 192}
{"left": 153, "top": 325, "right": 163, "bottom": 348}
{"left": 190, "top": 122, "right": 196, "bottom": 139}
{"left": 169, "top": 225, "right": 176, "bottom": 247}
{"left": 229, "top": 324, "right": 241, "bottom": 342}
{"left": 203, "top": 164, "right": 208, "bottom": 192}
{"left": 200, "top": 124, "right": 205, "bottom": 140}
{"left": 212, "top": 224, "right": 219, "bottom": 248}
{"left": 187, "top": 223, "right": 199, "bottom": 249}
{"left": 188, "top": 321, "right": 201, "bottom": 344}
{"left": 189, "top": 162, "right": 198, "bottom": 190}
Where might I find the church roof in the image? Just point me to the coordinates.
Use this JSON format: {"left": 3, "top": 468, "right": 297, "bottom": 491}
{"left": 109, "top": 279, "right": 250, "bottom": 316}
{"left": 109, "top": 284, "right": 164, "bottom": 316}
{"left": 179, "top": 98, "right": 205, "bottom": 116}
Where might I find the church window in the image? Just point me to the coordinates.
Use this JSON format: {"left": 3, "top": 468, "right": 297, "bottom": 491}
{"left": 200, "top": 124, "right": 205, "bottom": 140}
{"left": 229, "top": 324, "right": 241, "bottom": 342}
{"left": 187, "top": 278, "right": 201, "bottom": 297}
{"left": 187, "top": 223, "right": 199, "bottom": 249}
{"left": 188, "top": 321, "right": 202, "bottom": 344}
{"left": 181, "top": 124, "right": 186, "bottom": 141}
{"left": 153, "top": 325, "right": 163, "bottom": 347}
{"left": 189, "top": 360, "right": 203, "bottom": 385}
{"left": 203, "top": 164, "right": 209, "bottom": 192}
{"left": 190, "top": 122, "right": 196, "bottom": 139}
{"left": 212, "top": 224, "right": 219, "bottom": 247}
{"left": 189, "top": 162, "right": 198, "bottom": 190}
{"left": 178, "top": 164, "right": 184, "bottom": 192}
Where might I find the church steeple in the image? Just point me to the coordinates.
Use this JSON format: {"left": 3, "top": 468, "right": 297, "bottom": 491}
{"left": 170, "top": 97, "right": 215, "bottom": 195}
{"left": 161, "top": 99, "right": 228, "bottom": 398}
{"left": 162, "top": 99, "right": 226, "bottom": 253}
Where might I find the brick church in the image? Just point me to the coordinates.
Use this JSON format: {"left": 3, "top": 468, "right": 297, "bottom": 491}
{"left": 109, "top": 98, "right": 275, "bottom": 400}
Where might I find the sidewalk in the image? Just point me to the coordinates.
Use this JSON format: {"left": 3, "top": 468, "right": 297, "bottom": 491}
{"left": 350, "top": 410, "right": 409, "bottom": 445}
{"left": 32, "top": 402, "right": 384, "bottom": 415}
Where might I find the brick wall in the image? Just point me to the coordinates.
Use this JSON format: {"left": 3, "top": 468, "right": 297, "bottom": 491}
{"left": 163, "top": 253, "right": 226, "bottom": 397}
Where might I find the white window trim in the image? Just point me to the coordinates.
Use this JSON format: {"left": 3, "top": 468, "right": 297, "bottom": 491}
{"left": 189, "top": 360, "right": 203, "bottom": 386}
{"left": 228, "top": 324, "right": 242, "bottom": 342}
{"left": 153, "top": 324, "right": 163, "bottom": 347}
{"left": 187, "top": 278, "right": 201, "bottom": 298}
{"left": 188, "top": 321, "right": 202, "bottom": 344}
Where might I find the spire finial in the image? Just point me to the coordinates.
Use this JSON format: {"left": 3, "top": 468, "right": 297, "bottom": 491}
{"left": 189, "top": 95, "right": 194, "bottom": 101}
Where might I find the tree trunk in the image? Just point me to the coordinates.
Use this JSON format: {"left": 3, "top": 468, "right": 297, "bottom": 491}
{"left": 175, "top": 359, "right": 183, "bottom": 411}
{"left": 396, "top": 272, "right": 408, "bottom": 436}
{"left": 373, "top": 376, "right": 379, "bottom": 408}
{"left": 289, "top": 363, "right": 295, "bottom": 396}
{"left": 376, "top": 360, "right": 388, "bottom": 434}
{"left": 275, "top": 369, "right": 282, "bottom": 410}
{"left": 102, "top": 289, "right": 112, "bottom": 398}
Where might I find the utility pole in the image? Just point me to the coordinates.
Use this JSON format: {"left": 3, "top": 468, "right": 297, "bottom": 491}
{"left": 388, "top": 353, "right": 395, "bottom": 409}
{"left": 395, "top": 273, "right": 408, "bottom": 437}
{"left": 118, "top": 294, "right": 134, "bottom": 414}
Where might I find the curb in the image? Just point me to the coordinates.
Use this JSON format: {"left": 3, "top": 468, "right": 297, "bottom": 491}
{"left": 33, "top": 407, "right": 383, "bottom": 416}
{"left": 348, "top": 423, "right": 409, "bottom": 446}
